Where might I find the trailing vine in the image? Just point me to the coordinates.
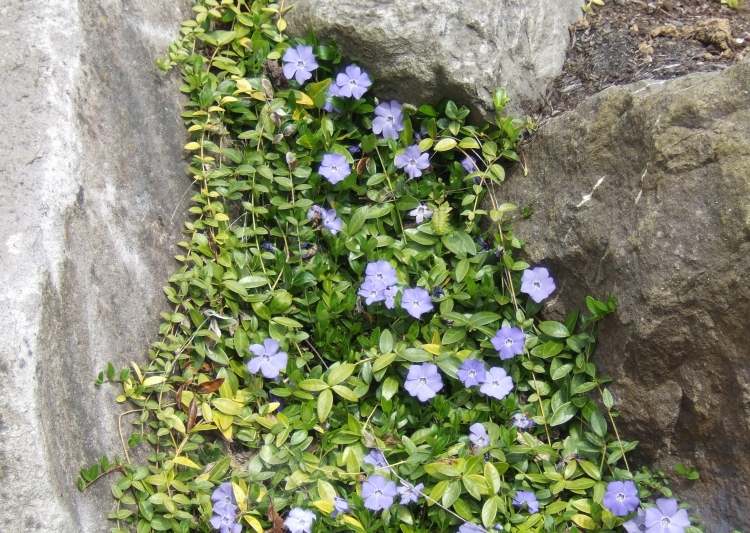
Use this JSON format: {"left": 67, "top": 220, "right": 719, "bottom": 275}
{"left": 80, "top": 1, "right": 701, "bottom": 532}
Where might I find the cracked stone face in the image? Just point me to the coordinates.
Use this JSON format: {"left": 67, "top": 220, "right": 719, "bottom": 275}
{"left": 286, "top": 0, "right": 585, "bottom": 115}
{"left": 0, "top": 1, "right": 191, "bottom": 530}
{"left": 499, "top": 61, "right": 750, "bottom": 532}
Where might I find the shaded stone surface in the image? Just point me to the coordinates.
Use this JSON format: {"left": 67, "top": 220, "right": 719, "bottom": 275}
{"left": 0, "top": 1, "right": 190, "bottom": 531}
{"left": 287, "top": 0, "right": 585, "bottom": 115}
{"left": 500, "top": 61, "right": 750, "bottom": 531}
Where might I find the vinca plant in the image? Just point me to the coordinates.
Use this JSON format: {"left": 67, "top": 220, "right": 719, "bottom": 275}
{"left": 79, "top": 1, "right": 702, "bottom": 532}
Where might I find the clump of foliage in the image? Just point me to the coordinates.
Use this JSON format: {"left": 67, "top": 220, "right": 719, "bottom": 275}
{"left": 80, "top": 1, "right": 702, "bottom": 532}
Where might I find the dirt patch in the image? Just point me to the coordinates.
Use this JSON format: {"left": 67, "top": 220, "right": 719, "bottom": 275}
{"left": 543, "top": 0, "right": 750, "bottom": 116}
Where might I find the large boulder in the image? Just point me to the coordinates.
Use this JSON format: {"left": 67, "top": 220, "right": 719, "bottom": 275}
{"left": 0, "top": 0, "right": 190, "bottom": 530}
{"left": 286, "top": 0, "right": 585, "bottom": 115}
{"left": 500, "top": 61, "right": 750, "bottom": 531}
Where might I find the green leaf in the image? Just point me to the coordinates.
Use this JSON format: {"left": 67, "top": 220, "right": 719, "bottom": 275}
{"left": 379, "top": 330, "right": 394, "bottom": 353}
{"left": 317, "top": 389, "right": 333, "bottom": 422}
{"left": 602, "top": 388, "right": 615, "bottom": 409}
{"left": 327, "top": 363, "right": 355, "bottom": 386}
{"left": 299, "top": 379, "right": 329, "bottom": 392}
{"left": 482, "top": 497, "right": 498, "bottom": 528}
{"left": 442, "top": 231, "right": 476, "bottom": 258}
{"left": 590, "top": 409, "right": 608, "bottom": 437}
{"left": 549, "top": 402, "right": 577, "bottom": 426}
{"left": 434, "top": 138, "right": 458, "bottom": 152}
{"left": 539, "top": 321, "right": 570, "bottom": 338}
{"left": 381, "top": 377, "right": 399, "bottom": 400}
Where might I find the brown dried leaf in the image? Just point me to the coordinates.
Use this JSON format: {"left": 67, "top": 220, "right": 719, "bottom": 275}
{"left": 267, "top": 502, "right": 284, "bottom": 533}
{"left": 195, "top": 378, "right": 225, "bottom": 394}
{"left": 187, "top": 399, "right": 198, "bottom": 431}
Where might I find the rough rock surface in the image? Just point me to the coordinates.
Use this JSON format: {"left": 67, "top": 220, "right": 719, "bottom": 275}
{"left": 0, "top": 1, "right": 190, "bottom": 531}
{"left": 500, "top": 61, "right": 750, "bottom": 531}
{"left": 287, "top": 0, "right": 585, "bottom": 115}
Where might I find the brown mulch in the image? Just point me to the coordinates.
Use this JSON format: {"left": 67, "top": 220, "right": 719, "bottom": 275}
{"left": 543, "top": 0, "right": 750, "bottom": 115}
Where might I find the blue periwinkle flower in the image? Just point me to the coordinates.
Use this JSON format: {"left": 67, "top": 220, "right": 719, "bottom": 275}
{"left": 400, "top": 287, "right": 433, "bottom": 319}
{"left": 398, "top": 481, "right": 423, "bottom": 505}
{"left": 512, "top": 412, "right": 535, "bottom": 430}
{"left": 284, "top": 508, "right": 316, "bottom": 533}
{"left": 404, "top": 363, "right": 443, "bottom": 402}
{"left": 209, "top": 483, "right": 241, "bottom": 533}
{"left": 395, "top": 145, "right": 430, "bottom": 179}
{"left": 457, "top": 359, "right": 486, "bottom": 387}
{"left": 282, "top": 45, "right": 318, "bottom": 84}
{"left": 468, "top": 423, "right": 489, "bottom": 448}
{"left": 409, "top": 203, "right": 433, "bottom": 224}
{"left": 246, "top": 338, "right": 288, "bottom": 379}
{"left": 335, "top": 64, "right": 372, "bottom": 99}
{"left": 644, "top": 498, "right": 690, "bottom": 533}
{"left": 520, "top": 267, "right": 556, "bottom": 303}
{"left": 479, "top": 367, "right": 514, "bottom": 400}
{"left": 491, "top": 326, "right": 525, "bottom": 360}
{"left": 363, "top": 448, "right": 388, "bottom": 469}
{"left": 319, "top": 153, "right": 351, "bottom": 184}
{"left": 332, "top": 496, "right": 349, "bottom": 517}
{"left": 603, "top": 480, "right": 640, "bottom": 517}
{"left": 512, "top": 490, "right": 539, "bottom": 513}
{"left": 372, "top": 100, "right": 404, "bottom": 139}
{"left": 361, "top": 475, "right": 397, "bottom": 511}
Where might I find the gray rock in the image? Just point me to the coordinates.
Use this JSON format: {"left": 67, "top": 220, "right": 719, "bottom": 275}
{"left": 0, "top": 1, "right": 190, "bottom": 531}
{"left": 500, "top": 61, "right": 750, "bottom": 531}
{"left": 286, "top": 0, "right": 585, "bottom": 115}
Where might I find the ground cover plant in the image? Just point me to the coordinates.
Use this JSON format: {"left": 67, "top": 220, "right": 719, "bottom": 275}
{"left": 79, "top": 1, "right": 702, "bottom": 531}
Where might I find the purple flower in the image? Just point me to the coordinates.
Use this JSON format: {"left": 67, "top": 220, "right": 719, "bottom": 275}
{"left": 332, "top": 496, "right": 349, "bottom": 517}
{"left": 358, "top": 278, "right": 386, "bottom": 305}
{"left": 247, "top": 338, "right": 288, "bottom": 379}
{"left": 400, "top": 287, "right": 433, "bottom": 319}
{"left": 284, "top": 508, "right": 316, "bottom": 533}
{"left": 211, "top": 482, "right": 236, "bottom": 509}
{"left": 361, "top": 475, "right": 398, "bottom": 512}
{"left": 520, "top": 267, "right": 556, "bottom": 303}
{"left": 468, "top": 423, "right": 489, "bottom": 448}
{"left": 457, "top": 359, "right": 486, "bottom": 387}
{"left": 409, "top": 204, "right": 433, "bottom": 224}
{"left": 335, "top": 64, "right": 372, "bottom": 99}
{"left": 603, "top": 480, "right": 640, "bottom": 517}
{"left": 491, "top": 326, "right": 526, "bottom": 360}
{"left": 458, "top": 524, "right": 486, "bottom": 533}
{"left": 461, "top": 155, "right": 478, "bottom": 173}
{"left": 323, "top": 83, "right": 340, "bottom": 112}
{"left": 624, "top": 509, "right": 647, "bottom": 533}
{"left": 383, "top": 285, "right": 400, "bottom": 309}
{"left": 397, "top": 482, "right": 423, "bottom": 505}
{"left": 366, "top": 260, "right": 398, "bottom": 286}
{"left": 479, "top": 367, "right": 514, "bottom": 400}
{"left": 363, "top": 449, "right": 388, "bottom": 469}
{"left": 308, "top": 205, "right": 343, "bottom": 234}
{"left": 644, "top": 498, "right": 691, "bottom": 533}
{"left": 372, "top": 100, "right": 404, "bottom": 140}
{"left": 307, "top": 204, "right": 324, "bottom": 221}
{"left": 512, "top": 412, "right": 535, "bottom": 431}
{"left": 319, "top": 153, "right": 351, "bottom": 185}
{"left": 394, "top": 145, "right": 430, "bottom": 179}
{"left": 322, "top": 208, "right": 343, "bottom": 234}
{"left": 513, "top": 490, "right": 539, "bottom": 513}
{"left": 282, "top": 45, "right": 318, "bottom": 84}
{"left": 404, "top": 363, "right": 443, "bottom": 402}
{"left": 348, "top": 144, "right": 361, "bottom": 154}
{"left": 209, "top": 513, "right": 241, "bottom": 533}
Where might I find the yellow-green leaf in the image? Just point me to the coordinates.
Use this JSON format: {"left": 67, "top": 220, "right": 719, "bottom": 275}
{"left": 571, "top": 514, "right": 597, "bottom": 529}
{"left": 317, "top": 388, "right": 333, "bottom": 422}
{"left": 434, "top": 138, "right": 458, "bottom": 152}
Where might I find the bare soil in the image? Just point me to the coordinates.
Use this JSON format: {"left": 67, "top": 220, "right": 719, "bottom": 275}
{"left": 543, "top": 0, "right": 750, "bottom": 115}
